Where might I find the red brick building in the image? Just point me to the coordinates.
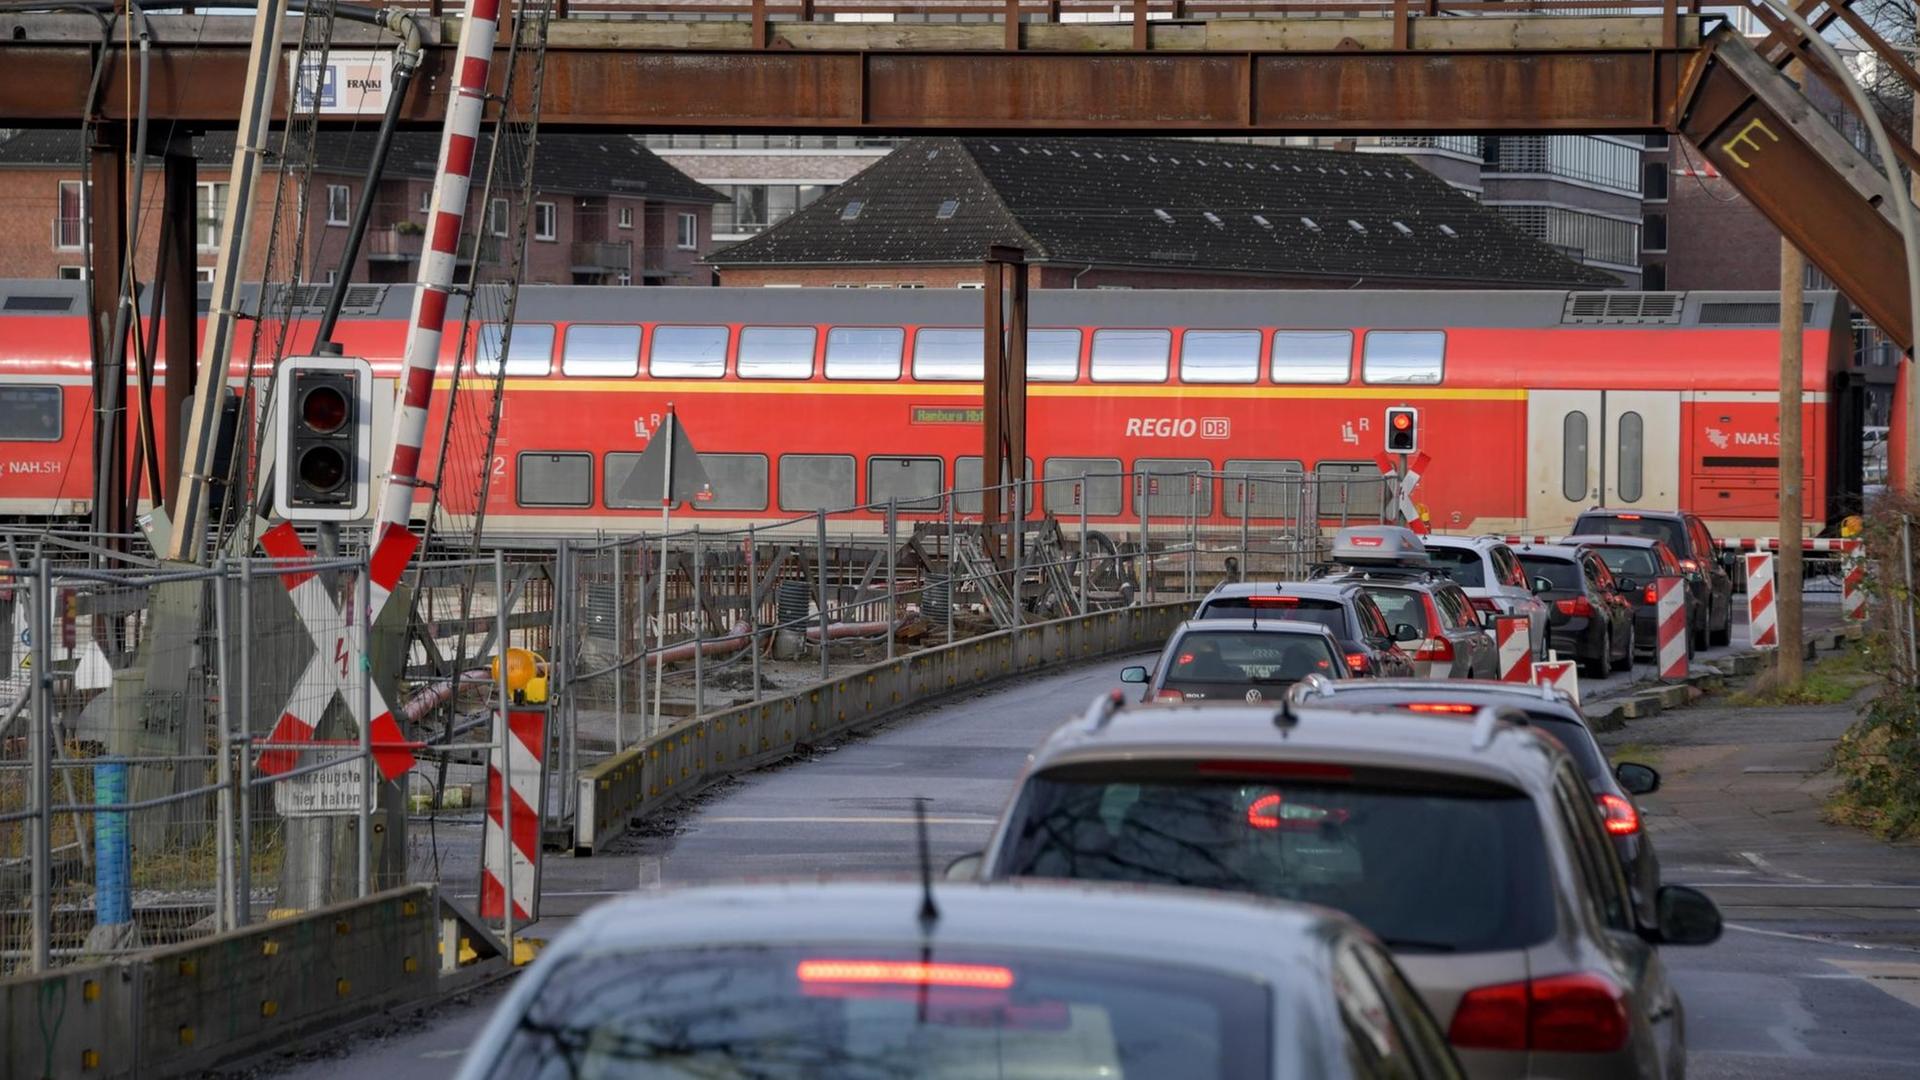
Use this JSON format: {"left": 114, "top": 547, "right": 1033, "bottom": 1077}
{"left": 0, "top": 129, "right": 725, "bottom": 286}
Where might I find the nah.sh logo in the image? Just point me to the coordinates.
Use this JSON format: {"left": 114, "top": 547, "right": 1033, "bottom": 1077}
{"left": 1705, "top": 427, "right": 1731, "bottom": 450}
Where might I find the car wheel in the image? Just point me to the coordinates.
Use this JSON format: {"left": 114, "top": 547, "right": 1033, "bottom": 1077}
{"left": 1582, "top": 630, "right": 1611, "bottom": 679}
{"left": 1691, "top": 608, "right": 1710, "bottom": 651}
{"left": 1711, "top": 596, "right": 1733, "bottom": 646}
{"left": 1613, "top": 623, "right": 1635, "bottom": 672}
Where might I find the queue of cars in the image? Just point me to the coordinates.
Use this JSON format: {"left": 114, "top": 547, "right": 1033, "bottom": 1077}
{"left": 460, "top": 511, "right": 1732, "bottom": 1080}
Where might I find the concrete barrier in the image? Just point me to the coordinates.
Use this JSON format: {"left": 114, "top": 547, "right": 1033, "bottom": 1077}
{"left": 2, "top": 886, "right": 437, "bottom": 1079}
{"left": 576, "top": 600, "right": 1193, "bottom": 853}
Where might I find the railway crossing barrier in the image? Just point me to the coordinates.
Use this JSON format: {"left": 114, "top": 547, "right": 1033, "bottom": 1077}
{"left": 1532, "top": 654, "right": 1580, "bottom": 704}
{"left": 1656, "top": 575, "right": 1688, "bottom": 681}
{"left": 1496, "top": 615, "right": 1531, "bottom": 683}
{"left": 481, "top": 707, "right": 546, "bottom": 930}
{"left": 1746, "top": 553, "right": 1779, "bottom": 649}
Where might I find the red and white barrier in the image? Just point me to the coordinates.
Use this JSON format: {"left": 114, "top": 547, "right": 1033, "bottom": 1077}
{"left": 1502, "top": 536, "right": 1559, "bottom": 547}
{"left": 1375, "top": 451, "right": 1432, "bottom": 535}
{"left": 482, "top": 707, "right": 545, "bottom": 925}
{"left": 1745, "top": 552, "right": 1778, "bottom": 649}
{"left": 1717, "top": 537, "right": 1862, "bottom": 553}
{"left": 1656, "top": 575, "right": 1688, "bottom": 681}
{"left": 1496, "top": 615, "right": 1532, "bottom": 683}
{"left": 1843, "top": 548, "right": 1866, "bottom": 622}
{"left": 1532, "top": 655, "right": 1580, "bottom": 704}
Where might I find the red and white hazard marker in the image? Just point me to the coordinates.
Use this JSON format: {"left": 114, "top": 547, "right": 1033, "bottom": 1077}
{"left": 1655, "top": 575, "right": 1688, "bottom": 681}
{"left": 1532, "top": 656, "right": 1580, "bottom": 704}
{"left": 258, "top": 523, "right": 416, "bottom": 780}
{"left": 481, "top": 707, "right": 546, "bottom": 924}
{"left": 1842, "top": 547, "right": 1866, "bottom": 622}
{"left": 1373, "top": 451, "right": 1432, "bottom": 535}
{"left": 1745, "top": 552, "right": 1778, "bottom": 650}
{"left": 1496, "top": 615, "right": 1532, "bottom": 683}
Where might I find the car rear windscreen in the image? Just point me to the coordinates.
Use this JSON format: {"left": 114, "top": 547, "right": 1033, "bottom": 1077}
{"left": 1000, "top": 774, "right": 1554, "bottom": 953}
{"left": 1424, "top": 546, "right": 1486, "bottom": 588}
{"left": 1525, "top": 713, "right": 1609, "bottom": 787}
{"left": 1360, "top": 586, "right": 1429, "bottom": 637}
{"left": 1591, "top": 546, "right": 1658, "bottom": 580}
{"left": 478, "top": 944, "right": 1276, "bottom": 1079}
{"left": 1517, "top": 555, "right": 1582, "bottom": 592}
{"left": 1574, "top": 514, "right": 1688, "bottom": 557}
{"left": 1166, "top": 630, "right": 1339, "bottom": 691}
{"left": 1199, "top": 596, "right": 1348, "bottom": 636}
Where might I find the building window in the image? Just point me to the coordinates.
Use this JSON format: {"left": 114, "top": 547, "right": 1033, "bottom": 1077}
{"left": 326, "top": 184, "right": 350, "bottom": 226}
{"left": 196, "top": 267, "right": 216, "bottom": 283}
{"left": 533, "top": 202, "right": 557, "bottom": 242}
{"left": 1487, "top": 135, "right": 1641, "bottom": 194}
{"left": 1642, "top": 213, "right": 1667, "bottom": 253}
{"left": 677, "top": 213, "right": 698, "bottom": 250}
{"left": 55, "top": 180, "right": 86, "bottom": 249}
{"left": 419, "top": 188, "right": 432, "bottom": 214}
{"left": 711, "top": 184, "right": 830, "bottom": 236}
{"left": 1497, "top": 205, "right": 1641, "bottom": 269}
{"left": 193, "top": 182, "right": 230, "bottom": 250}
{"left": 1645, "top": 133, "right": 1669, "bottom": 150}
{"left": 488, "top": 198, "right": 509, "bottom": 238}
{"left": 1642, "top": 161, "right": 1669, "bottom": 201}
{"left": 57, "top": 265, "right": 86, "bottom": 280}
{"left": 617, "top": 206, "right": 633, "bottom": 230}
{"left": 1642, "top": 262, "right": 1666, "bottom": 291}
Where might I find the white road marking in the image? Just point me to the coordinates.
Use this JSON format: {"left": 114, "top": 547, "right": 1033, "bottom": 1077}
{"left": 1727, "top": 923, "right": 1882, "bottom": 949}
{"left": 704, "top": 815, "right": 996, "bottom": 826}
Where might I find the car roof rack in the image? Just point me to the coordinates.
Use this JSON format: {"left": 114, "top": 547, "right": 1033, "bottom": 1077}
{"left": 1084, "top": 690, "right": 1126, "bottom": 732}
{"left": 1470, "top": 705, "right": 1529, "bottom": 750}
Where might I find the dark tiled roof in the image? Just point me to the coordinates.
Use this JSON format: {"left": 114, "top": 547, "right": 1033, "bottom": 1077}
{"left": 0, "top": 129, "right": 723, "bottom": 204}
{"left": 708, "top": 136, "right": 1617, "bottom": 288}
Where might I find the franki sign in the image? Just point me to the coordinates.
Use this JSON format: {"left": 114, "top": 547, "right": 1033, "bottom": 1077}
{"left": 289, "top": 51, "right": 394, "bottom": 117}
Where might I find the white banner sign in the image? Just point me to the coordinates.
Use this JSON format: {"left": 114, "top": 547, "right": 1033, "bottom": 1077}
{"left": 290, "top": 51, "right": 394, "bottom": 117}
{"left": 273, "top": 756, "right": 367, "bottom": 816}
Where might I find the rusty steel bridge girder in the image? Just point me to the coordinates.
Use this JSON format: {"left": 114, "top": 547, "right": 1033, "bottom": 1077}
{"left": 0, "top": 13, "right": 1699, "bottom": 132}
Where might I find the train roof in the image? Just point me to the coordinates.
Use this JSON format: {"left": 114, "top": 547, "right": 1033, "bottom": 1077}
{"left": 0, "top": 280, "right": 1844, "bottom": 332}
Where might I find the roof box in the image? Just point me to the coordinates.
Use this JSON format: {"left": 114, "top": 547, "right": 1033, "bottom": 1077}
{"left": 1330, "top": 525, "right": 1429, "bottom": 566}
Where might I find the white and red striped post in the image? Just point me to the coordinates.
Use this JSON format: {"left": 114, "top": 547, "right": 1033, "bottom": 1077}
{"left": 1842, "top": 543, "right": 1867, "bottom": 622}
{"left": 1655, "top": 575, "right": 1688, "bottom": 681}
{"left": 1374, "top": 451, "right": 1432, "bottom": 534}
{"left": 482, "top": 707, "right": 545, "bottom": 926}
{"left": 1532, "top": 654, "right": 1580, "bottom": 704}
{"left": 1496, "top": 614, "right": 1531, "bottom": 682}
{"left": 365, "top": 0, "right": 511, "bottom": 621}
{"left": 1746, "top": 552, "right": 1778, "bottom": 649}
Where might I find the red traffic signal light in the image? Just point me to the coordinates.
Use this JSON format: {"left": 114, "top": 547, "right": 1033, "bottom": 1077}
{"left": 1391, "top": 412, "right": 1411, "bottom": 431}
{"left": 1385, "top": 407, "right": 1418, "bottom": 453}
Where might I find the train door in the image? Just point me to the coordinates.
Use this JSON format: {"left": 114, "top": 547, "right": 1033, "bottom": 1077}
{"left": 1527, "top": 390, "right": 1681, "bottom": 531}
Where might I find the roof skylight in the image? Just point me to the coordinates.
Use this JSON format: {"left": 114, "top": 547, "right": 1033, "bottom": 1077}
{"left": 1154, "top": 208, "right": 1175, "bottom": 224}
{"left": 841, "top": 200, "right": 865, "bottom": 221}
{"left": 937, "top": 199, "right": 960, "bottom": 220}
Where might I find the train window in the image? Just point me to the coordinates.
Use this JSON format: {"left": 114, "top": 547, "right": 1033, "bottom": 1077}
{"left": 1179, "top": 331, "right": 1261, "bottom": 384}
{"left": 1617, "top": 411, "right": 1644, "bottom": 503}
{"left": 1133, "top": 459, "right": 1214, "bottom": 516}
{"left": 739, "top": 326, "right": 818, "bottom": 380}
{"left": 607, "top": 451, "right": 768, "bottom": 510}
{"left": 515, "top": 452, "right": 591, "bottom": 508}
{"left": 779, "top": 454, "right": 856, "bottom": 511}
{"left": 1042, "top": 457, "right": 1125, "bottom": 517}
{"left": 649, "top": 325, "right": 729, "bottom": 378}
{"left": 1270, "top": 330, "right": 1353, "bottom": 384}
{"left": 1028, "top": 329, "right": 1082, "bottom": 382}
{"left": 1314, "top": 461, "right": 1385, "bottom": 519}
{"left": 913, "top": 328, "right": 983, "bottom": 381}
{"left": 1562, "top": 412, "right": 1590, "bottom": 502}
{"left": 868, "top": 456, "right": 943, "bottom": 510}
{"left": 476, "top": 323, "right": 554, "bottom": 377}
{"left": 1222, "top": 459, "right": 1304, "bottom": 518}
{"left": 1361, "top": 331, "right": 1444, "bottom": 385}
{"left": 0, "top": 385, "right": 62, "bottom": 441}
{"left": 1090, "top": 329, "right": 1171, "bottom": 383}
{"left": 955, "top": 456, "right": 1035, "bottom": 514}
{"left": 825, "top": 327, "right": 904, "bottom": 380}
{"left": 561, "top": 324, "right": 641, "bottom": 377}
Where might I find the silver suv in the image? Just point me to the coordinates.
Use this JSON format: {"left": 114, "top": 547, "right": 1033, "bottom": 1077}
{"left": 966, "top": 696, "right": 1722, "bottom": 1079}
{"left": 1422, "top": 536, "right": 1550, "bottom": 661}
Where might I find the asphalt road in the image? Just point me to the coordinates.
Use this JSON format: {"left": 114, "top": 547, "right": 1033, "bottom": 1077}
{"left": 257, "top": 591, "right": 1884, "bottom": 1079}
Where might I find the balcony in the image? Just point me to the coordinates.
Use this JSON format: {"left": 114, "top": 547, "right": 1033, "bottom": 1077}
{"left": 571, "top": 240, "right": 632, "bottom": 273}
{"left": 366, "top": 224, "right": 424, "bottom": 261}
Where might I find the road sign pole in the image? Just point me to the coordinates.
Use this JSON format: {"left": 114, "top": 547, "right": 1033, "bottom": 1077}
{"left": 237, "top": 558, "right": 254, "bottom": 925}
{"left": 213, "top": 559, "right": 236, "bottom": 931}
{"left": 356, "top": 560, "right": 372, "bottom": 899}
{"left": 651, "top": 404, "right": 675, "bottom": 740}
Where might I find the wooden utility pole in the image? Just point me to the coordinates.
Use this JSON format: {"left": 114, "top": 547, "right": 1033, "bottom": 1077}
{"left": 1778, "top": 59, "right": 1806, "bottom": 683}
{"left": 980, "top": 245, "right": 1028, "bottom": 568}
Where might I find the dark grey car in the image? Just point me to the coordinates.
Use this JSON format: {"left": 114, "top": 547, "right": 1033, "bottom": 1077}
{"left": 1318, "top": 569, "right": 1501, "bottom": 680}
{"left": 1194, "top": 580, "right": 1417, "bottom": 678}
{"left": 1122, "top": 619, "right": 1346, "bottom": 704}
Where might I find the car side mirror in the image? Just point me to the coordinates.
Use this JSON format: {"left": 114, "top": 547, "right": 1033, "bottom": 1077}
{"left": 1616, "top": 577, "right": 1638, "bottom": 593}
{"left": 1615, "top": 762, "right": 1660, "bottom": 795}
{"left": 1649, "top": 884, "right": 1722, "bottom": 945}
{"left": 944, "top": 852, "right": 985, "bottom": 881}
{"left": 1531, "top": 577, "right": 1554, "bottom": 594}
{"left": 1393, "top": 623, "right": 1420, "bottom": 642}
{"left": 1119, "top": 665, "right": 1150, "bottom": 684}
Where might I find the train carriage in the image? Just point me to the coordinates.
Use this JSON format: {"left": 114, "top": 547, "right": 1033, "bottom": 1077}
{"left": 0, "top": 280, "right": 1859, "bottom": 539}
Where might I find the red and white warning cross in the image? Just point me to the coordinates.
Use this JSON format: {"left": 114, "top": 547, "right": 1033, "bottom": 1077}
{"left": 1745, "top": 552, "right": 1778, "bottom": 650}
{"left": 257, "top": 523, "right": 416, "bottom": 781}
{"left": 1655, "top": 575, "right": 1688, "bottom": 681}
{"left": 481, "top": 708, "right": 546, "bottom": 924}
{"left": 1842, "top": 547, "right": 1867, "bottom": 622}
{"left": 1496, "top": 615, "right": 1532, "bottom": 683}
{"left": 1374, "top": 452, "right": 1432, "bottom": 535}
{"left": 1532, "top": 655, "right": 1580, "bottom": 704}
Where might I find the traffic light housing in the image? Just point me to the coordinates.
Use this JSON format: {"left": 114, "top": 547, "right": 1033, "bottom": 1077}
{"left": 1385, "top": 406, "right": 1418, "bottom": 454}
{"left": 274, "top": 355, "right": 373, "bottom": 521}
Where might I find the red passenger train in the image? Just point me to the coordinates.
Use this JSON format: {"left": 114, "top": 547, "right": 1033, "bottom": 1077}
{"left": 0, "top": 280, "right": 1863, "bottom": 539}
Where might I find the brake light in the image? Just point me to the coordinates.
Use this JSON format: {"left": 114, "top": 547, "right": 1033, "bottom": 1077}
{"left": 1596, "top": 792, "right": 1640, "bottom": 836}
{"left": 1154, "top": 689, "right": 1186, "bottom": 703}
{"left": 1409, "top": 595, "right": 1453, "bottom": 662}
{"left": 1248, "top": 595, "right": 1300, "bottom": 607}
{"left": 1556, "top": 597, "right": 1594, "bottom": 617}
{"left": 798, "top": 960, "right": 1016, "bottom": 990}
{"left": 1616, "top": 513, "right": 1642, "bottom": 520}
{"left": 1644, "top": 585, "right": 1658, "bottom": 605}
{"left": 1404, "top": 702, "right": 1476, "bottom": 714}
{"left": 1468, "top": 596, "right": 1500, "bottom": 615}
{"left": 1345, "top": 652, "right": 1369, "bottom": 674}
{"left": 1448, "top": 973, "right": 1630, "bottom": 1054}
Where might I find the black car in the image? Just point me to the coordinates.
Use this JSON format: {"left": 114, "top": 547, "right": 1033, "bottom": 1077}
{"left": 1122, "top": 619, "right": 1346, "bottom": 704}
{"left": 1194, "top": 581, "right": 1416, "bottom": 678}
{"left": 1570, "top": 508, "right": 1734, "bottom": 649}
{"left": 1515, "top": 544, "right": 1635, "bottom": 678}
{"left": 1563, "top": 534, "right": 1700, "bottom": 661}
{"left": 1294, "top": 678, "right": 1666, "bottom": 925}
